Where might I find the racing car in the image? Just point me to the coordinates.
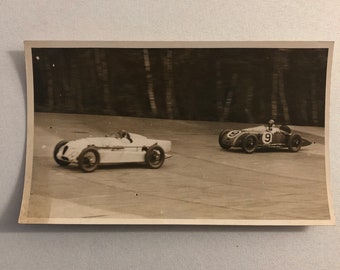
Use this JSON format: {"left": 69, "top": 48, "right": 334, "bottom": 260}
{"left": 53, "top": 130, "right": 172, "bottom": 172}
{"left": 218, "top": 120, "right": 312, "bottom": 154}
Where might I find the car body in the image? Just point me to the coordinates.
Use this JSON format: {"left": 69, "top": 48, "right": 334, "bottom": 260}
{"left": 218, "top": 123, "right": 312, "bottom": 153}
{"left": 53, "top": 131, "right": 172, "bottom": 172}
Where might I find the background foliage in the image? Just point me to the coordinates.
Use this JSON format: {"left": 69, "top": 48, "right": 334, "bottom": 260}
{"left": 33, "top": 47, "right": 328, "bottom": 126}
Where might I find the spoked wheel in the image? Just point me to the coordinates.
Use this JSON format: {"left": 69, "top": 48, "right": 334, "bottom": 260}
{"left": 242, "top": 134, "right": 258, "bottom": 154}
{"left": 218, "top": 130, "right": 232, "bottom": 150}
{"left": 78, "top": 147, "right": 100, "bottom": 172}
{"left": 53, "top": 140, "right": 70, "bottom": 166}
{"left": 145, "top": 145, "right": 165, "bottom": 169}
{"left": 288, "top": 134, "right": 302, "bottom": 152}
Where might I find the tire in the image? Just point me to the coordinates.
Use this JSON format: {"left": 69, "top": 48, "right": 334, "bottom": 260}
{"left": 218, "top": 130, "right": 232, "bottom": 150}
{"left": 145, "top": 145, "right": 165, "bottom": 169}
{"left": 53, "top": 140, "right": 70, "bottom": 166}
{"left": 242, "top": 134, "right": 258, "bottom": 154}
{"left": 288, "top": 134, "right": 302, "bottom": 152}
{"left": 78, "top": 147, "right": 100, "bottom": 172}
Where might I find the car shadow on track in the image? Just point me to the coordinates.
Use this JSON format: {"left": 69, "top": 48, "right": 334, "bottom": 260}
{"left": 220, "top": 148, "right": 295, "bottom": 154}
{"left": 55, "top": 162, "right": 160, "bottom": 173}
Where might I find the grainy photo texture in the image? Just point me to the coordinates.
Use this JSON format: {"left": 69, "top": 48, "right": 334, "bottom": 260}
{"left": 19, "top": 41, "right": 335, "bottom": 225}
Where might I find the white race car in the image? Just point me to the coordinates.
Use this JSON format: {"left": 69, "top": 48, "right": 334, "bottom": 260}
{"left": 53, "top": 130, "right": 172, "bottom": 172}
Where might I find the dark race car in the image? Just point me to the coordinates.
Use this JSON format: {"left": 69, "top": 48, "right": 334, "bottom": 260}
{"left": 218, "top": 120, "right": 312, "bottom": 154}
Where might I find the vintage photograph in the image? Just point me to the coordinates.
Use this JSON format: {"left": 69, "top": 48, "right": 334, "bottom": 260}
{"left": 19, "top": 41, "right": 334, "bottom": 225}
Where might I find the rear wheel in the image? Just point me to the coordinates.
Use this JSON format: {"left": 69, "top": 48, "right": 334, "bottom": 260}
{"left": 145, "top": 145, "right": 165, "bottom": 169}
{"left": 242, "top": 134, "right": 258, "bottom": 154}
{"left": 218, "top": 130, "right": 232, "bottom": 150}
{"left": 288, "top": 134, "right": 302, "bottom": 152}
{"left": 78, "top": 147, "right": 100, "bottom": 172}
{"left": 53, "top": 140, "right": 70, "bottom": 166}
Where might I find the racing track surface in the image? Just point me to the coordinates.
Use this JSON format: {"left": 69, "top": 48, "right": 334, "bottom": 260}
{"left": 22, "top": 112, "right": 330, "bottom": 223}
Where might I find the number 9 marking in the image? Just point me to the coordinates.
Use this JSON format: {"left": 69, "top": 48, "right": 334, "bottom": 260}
{"left": 262, "top": 132, "right": 272, "bottom": 144}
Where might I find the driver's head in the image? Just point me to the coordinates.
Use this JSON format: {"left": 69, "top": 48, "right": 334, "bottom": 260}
{"left": 118, "top": 130, "right": 127, "bottom": 138}
{"left": 268, "top": 119, "right": 275, "bottom": 127}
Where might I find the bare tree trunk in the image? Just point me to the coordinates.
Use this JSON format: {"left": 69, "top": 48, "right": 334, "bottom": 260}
{"left": 245, "top": 84, "right": 255, "bottom": 122}
{"left": 70, "top": 58, "right": 83, "bottom": 112}
{"left": 101, "top": 50, "right": 110, "bottom": 113}
{"left": 163, "top": 49, "right": 177, "bottom": 119}
{"left": 300, "top": 98, "right": 308, "bottom": 124}
{"left": 310, "top": 72, "right": 318, "bottom": 125}
{"left": 272, "top": 70, "right": 290, "bottom": 123}
{"left": 222, "top": 73, "right": 237, "bottom": 121}
{"left": 45, "top": 60, "right": 54, "bottom": 111}
{"left": 278, "top": 71, "right": 290, "bottom": 123}
{"left": 272, "top": 50, "right": 290, "bottom": 123}
{"left": 215, "top": 60, "right": 224, "bottom": 121}
{"left": 95, "top": 49, "right": 111, "bottom": 113}
{"left": 271, "top": 73, "right": 278, "bottom": 120}
{"left": 143, "top": 49, "right": 158, "bottom": 116}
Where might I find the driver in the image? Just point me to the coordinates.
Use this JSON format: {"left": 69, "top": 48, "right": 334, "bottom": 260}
{"left": 117, "top": 130, "right": 133, "bottom": 143}
{"left": 267, "top": 119, "right": 275, "bottom": 131}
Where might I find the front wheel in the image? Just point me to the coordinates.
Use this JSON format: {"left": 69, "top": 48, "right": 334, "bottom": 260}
{"left": 145, "top": 145, "right": 165, "bottom": 169}
{"left": 242, "top": 134, "right": 258, "bottom": 154}
{"left": 288, "top": 134, "right": 302, "bottom": 152}
{"left": 53, "top": 140, "right": 70, "bottom": 166}
{"left": 78, "top": 147, "right": 100, "bottom": 172}
{"left": 218, "top": 130, "right": 232, "bottom": 150}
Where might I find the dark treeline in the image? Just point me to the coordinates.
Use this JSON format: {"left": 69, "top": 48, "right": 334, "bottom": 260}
{"left": 32, "top": 47, "right": 328, "bottom": 126}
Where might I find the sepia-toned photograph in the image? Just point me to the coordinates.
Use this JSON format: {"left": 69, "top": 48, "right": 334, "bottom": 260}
{"left": 19, "top": 41, "right": 334, "bottom": 225}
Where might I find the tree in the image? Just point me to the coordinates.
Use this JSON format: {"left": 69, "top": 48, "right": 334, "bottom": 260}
{"left": 163, "top": 49, "right": 178, "bottom": 119}
{"left": 94, "top": 49, "right": 111, "bottom": 113}
{"left": 143, "top": 49, "right": 158, "bottom": 116}
{"left": 271, "top": 50, "right": 290, "bottom": 123}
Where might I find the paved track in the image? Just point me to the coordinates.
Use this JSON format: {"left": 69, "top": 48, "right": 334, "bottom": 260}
{"left": 23, "top": 113, "right": 330, "bottom": 222}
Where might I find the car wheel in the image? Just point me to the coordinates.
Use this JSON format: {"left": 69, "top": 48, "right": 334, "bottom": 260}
{"left": 242, "top": 134, "right": 258, "bottom": 154}
{"left": 78, "top": 147, "right": 100, "bottom": 172}
{"left": 288, "top": 134, "right": 302, "bottom": 152}
{"left": 53, "top": 140, "right": 70, "bottom": 166}
{"left": 218, "top": 130, "right": 232, "bottom": 150}
{"left": 145, "top": 145, "right": 165, "bottom": 169}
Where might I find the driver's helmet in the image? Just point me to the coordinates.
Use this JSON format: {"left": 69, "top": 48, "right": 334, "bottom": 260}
{"left": 268, "top": 119, "right": 275, "bottom": 127}
{"left": 118, "top": 130, "right": 127, "bottom": 138}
